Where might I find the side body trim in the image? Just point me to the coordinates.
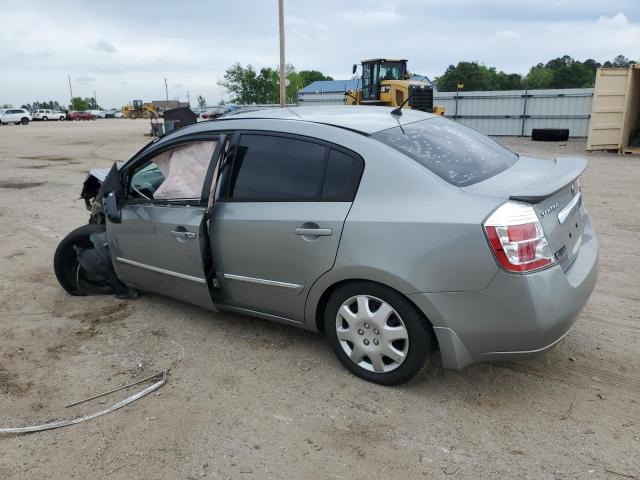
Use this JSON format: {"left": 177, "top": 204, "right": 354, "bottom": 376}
{"left": 223, "top": 273, "right": 304, "bottom": 294}
{"left": 115, "top": 257, "right": 206, "bottom": 284}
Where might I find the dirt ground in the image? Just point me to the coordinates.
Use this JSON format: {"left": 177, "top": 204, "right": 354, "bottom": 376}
{"left": 0, "top": 119, "right": 638, "bottom": 479}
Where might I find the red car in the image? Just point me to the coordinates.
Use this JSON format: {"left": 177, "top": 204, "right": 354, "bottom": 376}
{"left": 66, "top": 111, "right": 95, "bottom": 121}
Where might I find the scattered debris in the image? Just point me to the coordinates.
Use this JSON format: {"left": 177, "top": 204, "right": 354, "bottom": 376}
{"left": 64, "top": 370, "right": 168, "bottom": 408}
{"left": 604, "top": 469, "right": 638, "bottom": 479}
{"left": 560, "top": 402, "right": 574, "bottom": 420}
{"left": 0, "top": 370, "right": 167, "bottom": 435}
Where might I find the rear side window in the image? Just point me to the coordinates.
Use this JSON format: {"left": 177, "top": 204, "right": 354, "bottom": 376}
{"left": 322, "top": 149, "right": 364, "bottom": 201}
{"left": 229, "top": 135, "right": 326, "bottom": 201}
{"left": 372, "top": 118, "right": 518, "bottom": 186}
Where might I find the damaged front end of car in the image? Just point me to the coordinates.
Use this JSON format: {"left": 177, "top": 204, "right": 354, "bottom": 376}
{"left": 54, "top": 164, "right": 137, "bottom": 299}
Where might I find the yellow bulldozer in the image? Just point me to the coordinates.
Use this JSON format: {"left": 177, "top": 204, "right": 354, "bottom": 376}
{"left": 121, "top": 100, "right": 158, "bottom": 119}
{"left": 346, "top": 58, "right": 444, "bottom": 115}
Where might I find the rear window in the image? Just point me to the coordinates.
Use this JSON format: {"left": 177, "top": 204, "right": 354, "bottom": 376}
{"left": 372, "top": 118, "right": 518, "bottom": 186}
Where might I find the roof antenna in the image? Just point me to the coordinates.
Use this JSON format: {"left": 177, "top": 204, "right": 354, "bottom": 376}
{"left": 391, "top": 90, "right": 413, "bottom": 116}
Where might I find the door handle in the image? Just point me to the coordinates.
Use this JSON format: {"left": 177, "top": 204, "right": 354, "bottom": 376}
{"left": 171, "top": 230, "right": 196, "bottom": 239}
{"left": 295, "top": 227, "right": 332, "bottom": 236}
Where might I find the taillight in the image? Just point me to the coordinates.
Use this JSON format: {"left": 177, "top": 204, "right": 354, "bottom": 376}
{"left": 483, "top": 202, "right": 555, "bottom": 273}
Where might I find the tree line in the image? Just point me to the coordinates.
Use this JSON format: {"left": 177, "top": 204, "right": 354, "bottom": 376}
{"left": 434, "top": 54, "right": 637, "bottom": 91}
{"left": 4, "top": 54, "right": 636, "bottom": 110}
{"left": 219, "top": 54, "right": 638, "bottom": 102}
{"left": 1, "top": 97, "right": 103, "bottom": 111}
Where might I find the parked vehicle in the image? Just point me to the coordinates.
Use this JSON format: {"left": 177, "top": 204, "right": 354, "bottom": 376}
{"left": 33, "top": 109, "right": 66, "bottom": 121}
{"left": 201, "top": 105, "right": 243, "bottom": 119}
{"left": 0, "top": 108, "right": 32, "bottom": 125}
{"left": 105, "top": 108, "right": 124, "bottom": 118}
{"left": 54, "top": 106, "right": 598, "bottom": 385}
{"left": 66, "top": 111, "right": 95, "bottom": 121}
{"left": 87, "top": 109, "right": 106, "bottom": 119}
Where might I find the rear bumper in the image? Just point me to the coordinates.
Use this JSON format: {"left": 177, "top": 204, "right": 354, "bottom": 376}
{"left": 410, "top": 215, "right": 598, "bottom": 370}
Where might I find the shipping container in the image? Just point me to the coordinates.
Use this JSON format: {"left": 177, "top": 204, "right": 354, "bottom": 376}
{"left": 587, "top": 64, "right": 640, "bottom": 154}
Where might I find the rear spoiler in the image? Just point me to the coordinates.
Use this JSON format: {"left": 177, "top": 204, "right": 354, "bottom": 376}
{"left": 509, "top": 157, "right": 588, "bottom": 203}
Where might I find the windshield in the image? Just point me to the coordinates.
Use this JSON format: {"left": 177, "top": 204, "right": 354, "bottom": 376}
{"left": 379, "top": 63, "right": 403, "bottom": 81}
{"left": 372, "top": 118, "right": 518, "bottom": 187}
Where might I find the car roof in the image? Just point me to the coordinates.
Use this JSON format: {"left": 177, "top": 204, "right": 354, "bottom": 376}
{"left": 214, "top": 105, "right": 436, "bottom": 135}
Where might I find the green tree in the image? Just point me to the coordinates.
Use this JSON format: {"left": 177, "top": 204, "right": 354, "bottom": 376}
{"left": 541, "top": 56, "right": 594, "bottom": 88}
{"left": 493, "top": 71, "right": 523, "bottom": 90}
{"left": 70, "top": 97, "right": 90, "bottom": 111}
{"left": 219, "top": 63, "right": 334, "bottom": 104}
{"left": 218, "top": 63, "right": 280, "bottom": 104}
{"left": 298, "top": 70, "right": 333, "bottom": 87}
{"left": 612, "top": 55, "right": 631, "bottom": 68}
{"left": 285, "top": 64, "right": 307, "bottom": 103}
{"left": 525, "top": 65, "right": 554, "bottom": 89}
{"left": 197, "top": 95, "right": 207, "bottom": 110}
{"left": 435, "top": 62, "right": 499, "bottom": 91}
{"left": 1, "top": 103, "right": 13, "bottom": 109}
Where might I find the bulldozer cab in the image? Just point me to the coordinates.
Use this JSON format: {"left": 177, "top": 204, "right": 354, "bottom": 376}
{"left": 132, "top": 100, "right": 143, "bottom": 111}
{"left": 358, "top": 59, "right": 407, "bottom": 102}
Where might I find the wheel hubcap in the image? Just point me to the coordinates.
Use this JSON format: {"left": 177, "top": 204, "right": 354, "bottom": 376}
{"left": 335, "top": 295, "right": 409, "bottom": 373}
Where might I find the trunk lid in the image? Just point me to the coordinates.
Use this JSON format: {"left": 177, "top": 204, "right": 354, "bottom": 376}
{"left": 465, "top": 156, "right": 588, "bottom": 271}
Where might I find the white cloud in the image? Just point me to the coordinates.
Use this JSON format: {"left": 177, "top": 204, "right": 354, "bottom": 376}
{"left": 597, "top": 12, "right": 629, "bottom": 27}
{"left": 91, "top": 39, "right": 117, "bottom": 53}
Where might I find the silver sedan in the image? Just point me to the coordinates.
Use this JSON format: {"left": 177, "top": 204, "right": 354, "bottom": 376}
{"left": 54, "top": 106, "right": 598, "bottom": 385}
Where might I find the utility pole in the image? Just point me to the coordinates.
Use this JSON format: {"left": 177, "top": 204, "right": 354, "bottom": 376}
{"left": 278, "top": 0, "right": 286, "bottom": 107}
{"left": 164, "top": 78, "right": 168, "bottom": 101}
{"left": 186, "top": 90, "right": 190, "bottom": 106}
{"left": 68, "top": 74, "right": 74, "bottom": 107}
{"left": 93, "top": 90, "right": 97, "bottom": 108}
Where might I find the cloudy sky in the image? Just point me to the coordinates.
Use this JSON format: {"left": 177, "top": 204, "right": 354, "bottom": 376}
{"left": 0, "top": 0, "right": 638, "bottom": 108}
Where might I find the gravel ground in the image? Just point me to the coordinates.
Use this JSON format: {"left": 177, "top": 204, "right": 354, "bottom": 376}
{"left": 0, "top": 119, "right": 638, "bottom": 479}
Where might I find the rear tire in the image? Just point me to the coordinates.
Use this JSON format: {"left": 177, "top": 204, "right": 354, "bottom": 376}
{"left": 20, "top": 117, "right": 29, "bottom": 125}
{"left": 42, "top": 116, "right": 48, "bottom": 121}
{"left": 54, "top": 224, "right": 113, "bottom": 296}
{"left": 324, "top": 281, "right": 435, "bottom": 385}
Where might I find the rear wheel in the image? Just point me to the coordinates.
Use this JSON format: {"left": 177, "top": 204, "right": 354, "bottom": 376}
{"left": 324, "top": 281, "right": 435, "bottom": 385}
{"left": 42, "top": 116, "right": 48, "bottom": 121}
{"left": 54, "top": 224, "right": 113, "bottom": 296}
{"left": 20, "top": 117, "right": 29, "bottom": 125}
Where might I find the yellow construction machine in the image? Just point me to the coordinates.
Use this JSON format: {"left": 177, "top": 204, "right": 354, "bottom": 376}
{"left": 346, "top": 58, "right": 444, "bottom": 115}
{"left": 121, "top": 100, "right": 158, "bottom": 119}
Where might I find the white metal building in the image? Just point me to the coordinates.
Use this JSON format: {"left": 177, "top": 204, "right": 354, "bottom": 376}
{"left": 297, "top": 83, "right": 594, "bottom": 137}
